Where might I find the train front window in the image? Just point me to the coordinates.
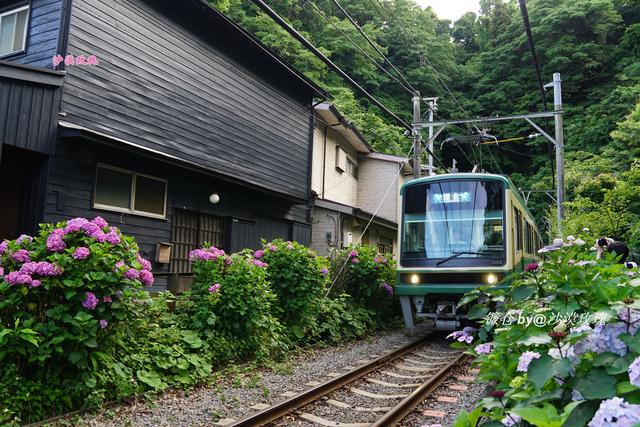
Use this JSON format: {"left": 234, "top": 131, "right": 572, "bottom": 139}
{"left": 402, "top": 180, "right": 505, "bottom": 262}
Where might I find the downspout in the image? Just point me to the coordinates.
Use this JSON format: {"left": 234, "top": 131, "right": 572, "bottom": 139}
{"left": 322, "top": 124, "right": 328, "bottom": 199}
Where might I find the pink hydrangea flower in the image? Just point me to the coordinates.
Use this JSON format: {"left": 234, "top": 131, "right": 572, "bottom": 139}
{"left": 99, "top": 319, "right": 108, "bottom": 329}
{"left": 73, "top": 247, "right": 91, "bottom": 260}
{"left": 189, "top": 246, "right": 226, "bottom": 261}
{"left": 82, "top": 292, "right": 99, "bottom": 310}
{"left": 46, "top": 229, "right": 66, "bottom": 252}
{"left": 124, "top": 269, "right": 140, "bottom": 280}
{"left": 349, "top": 250, "right": 358, "bottom": 258}
{"left": 12, "top": 249, "right": 30, "bottom": 263}
{"left": 64, "top": 217, "right": 89, "bottom": 234}
{"left": 208, "top": 283, "right": 221, "bottom": 293}
{"left": 0, "top": 267, "right": 3, "bottom": 276}
{"left": 351, "top": 258, "right": 360, "bottom": 264}
{"left": 92, "top": 216, "right": 108, "bottom": 229}
{"left": 105, "top": 231, "right": 121, "bottom": 245}
{"left": 19, "top": 262, "right": 61, "bottom": 276}
{"left": 136, "top": 253, "right": 152, "bottom": 271}
{"left": 29, "top": 279, "right": 42, "bottom": 288}
{"left": 103, "top": 296, "right": 113, "bottom": 303}
{"left": 4, "top": 272, "right": 32, "bottom": 286}
{"left": 252, "top": 260, "right": 268, "bottom": 268}
{"left": 254, "top": 249, "right": 265, "bottom": 259}
{"left": 139, "top": 269, "right": 154, "bottom": 286}
{"left": 0, "top": 240, "right": 7, "bottom": 255}
{"left": 268, "top": 245, "right": 278, "bottom": 252}
{"left": 16, "top": 234, "right": 32, "bottom": 245}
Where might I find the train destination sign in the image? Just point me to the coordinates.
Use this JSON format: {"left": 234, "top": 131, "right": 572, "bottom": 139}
{"left": 431, "top": 192, "right": 472, "bottom": 204}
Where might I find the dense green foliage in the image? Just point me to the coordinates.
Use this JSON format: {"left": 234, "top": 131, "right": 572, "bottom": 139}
{"left": 449, "top": 238, "right": 640, "bottom": 426}
{"left": 213, "top": 0, "right": 640, "bottom": 242}
{"left": 0, "top": 224, "right": 396, "bottom": 425}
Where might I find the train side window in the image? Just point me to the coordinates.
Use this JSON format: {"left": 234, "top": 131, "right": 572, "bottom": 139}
{"left": 514, "top": 208, "right": 523, "bottom": 251}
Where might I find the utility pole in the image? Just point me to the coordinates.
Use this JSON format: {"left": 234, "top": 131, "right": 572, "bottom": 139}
{"left": 413, "top": 93, "right": 421, "bottom": 179}
{"left": 545, "top": 73, "right": 564, "bottom": 236}
{"left": 424, "top": 97, "right": 438, "bottom": 175}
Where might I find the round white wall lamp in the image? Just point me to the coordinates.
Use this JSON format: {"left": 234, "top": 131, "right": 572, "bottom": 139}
{"left": 209, "top": 193, "right": 220, "bottom": 204}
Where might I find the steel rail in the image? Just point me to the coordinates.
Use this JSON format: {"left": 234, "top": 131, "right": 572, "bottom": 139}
{"left": 229, "top": 334, "right": 432, "bottom": 426}
{"left": 371, "top": 352, "right": 468, "bottom": 426}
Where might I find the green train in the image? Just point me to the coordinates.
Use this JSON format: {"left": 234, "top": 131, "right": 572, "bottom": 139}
{"left": 396, "top": 173, "right": 542, "bottom": 332}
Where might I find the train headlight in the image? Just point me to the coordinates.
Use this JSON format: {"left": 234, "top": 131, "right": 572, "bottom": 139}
{"left": 486, "top": 273, "right": 498, "bottom": 285}
{"left": 410, "top": 274, "right": 420, "bottom": 284}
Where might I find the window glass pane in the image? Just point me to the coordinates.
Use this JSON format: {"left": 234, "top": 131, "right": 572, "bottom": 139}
{"left": 95, "top": 167, "right": 132, "bottom": 209}
{"left": 0, "top": 13, "right": 16, "bottom": 55}
{"left": 12, "top": 9, "right": 27, "bottom": 52}
{"left": 134, "top": 176, "right": 166, "bottom": 215}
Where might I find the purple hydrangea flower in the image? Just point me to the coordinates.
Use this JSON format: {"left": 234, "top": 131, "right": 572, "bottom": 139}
{"left": 0, "top": 267, "right": 3, "bottom": 276}
{"left": 252, "top": 260, "right": 268, "bottom": 268}
{"left": 268, "top": 244, "right": 278, "bottom": 252}
{"left": 64, "top": 217, "right": 89, "bottom": 234}
{"left": 254, "top": 249, "right": 265, "bottom": 259}
{"left": 588, "top": 397, "right": 640, "bottom": 427}
{"left": 475, "top": 343, "right": 493, "bottom": 354}
{"left": 82, "top": 292, "right": 99, "bottom": 310}
{"left": 103, "top": 296, "right": 112, "bottom": 303}
{"left": 446, "top": 329, "right": 474, "bottom": 344}
{"left": 136, "top": 253, "right": 152, "bottom": 271}
{"left": 0, "top": 240, "right": 7, "bottom": 255}
{"left": 92, "top": 216, "right": 108, "bottom": 229}
{"left": 4, "top": 272, "right": 32, "bottom": 286}
{"left": 525, "top": 263, "right": 539, "bottom": 272}
{"left": 381, "top": 282, "right": 393, "bottom": 297}
{"left": 115, "top": 261, "right": 125, "bottom": 270}
{"left": 517, "top": 351, "right": 541, "bottom": 372}
{"left": 19, "top": 261, "right": 61, "bottom": 277}
{"left": 501, "top": 414, "right": 521, "bottom": 426}
{"left": 189, "top": 246, "right": 226, "bottom": 261}
{"left": 29, "top": 279, "right": 41, "bottom": 288}
{"left": 321, "top": 268, "right": 329, "bottom": 275}
{"left": 16, "top": 234, "right": 32, "bottom": 245}
{"left": 139, "top": 269, "right": 154, "bottom": 286}
{"left": 46, "top": 229, "right": 66, "bottom": 252}
{"left": 99, "top": 319, "right": 108, "bottom": 329}
{"left": 572, "top": 389, "right": 584, "bottom": 402}
{"left": 124, "top": 268, "right": 140, "bottom": 280}
{"left": 208, "top": 283, "right": 221, "bottom": 293}
{"left": 73, "top": 247, "right": 90, "bottom": 260}
{"left": 349, "top": 250, "right": 358, "bottom": 258}
{"left": 12, "top": 249, "right": 30, "bottom": 263}
{"left": 224, "top": 256, "right": 232, "bottom": 266}
{"left": 105, "top": 230, "right": 121, "bottom": 245}
{"left": 351, "top": 258, "right": 360, "bottom": 264}
{"left": 629, "top": 356, "right": 640, "bottom": 387}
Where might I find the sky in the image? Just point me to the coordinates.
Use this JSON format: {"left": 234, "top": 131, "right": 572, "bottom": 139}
{"left": 416, "top": 0, "right": 480, "bottom": 21}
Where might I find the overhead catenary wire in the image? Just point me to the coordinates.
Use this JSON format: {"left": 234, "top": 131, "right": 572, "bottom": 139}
{"left": 304, "top": 0, "right": 416, "bottom": 96}
{"left": 249, "top": 0, "right": 449, "bottom": 170}
{"left": 327, "top": 0, "right": 418, "bottom": 95}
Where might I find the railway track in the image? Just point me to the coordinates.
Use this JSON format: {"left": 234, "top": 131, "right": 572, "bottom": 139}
{"left": 229, "top": 334, "right": 467, "bottom": 426}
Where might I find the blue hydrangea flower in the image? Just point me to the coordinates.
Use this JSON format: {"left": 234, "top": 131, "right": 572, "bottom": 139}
{"left": 588, "top": 397, "right": 640, "bottom": 427}
{"left": 629, "top": 356, "right": 640, "bottom": 387}
{"left": 517, "top": 351, "right": 541, "bottom": 372}
{"left": 501, "top": 414, "right": 521, "bottom": 426}
{"left": 475, "top": 343, "right": 493, "bottom": 354}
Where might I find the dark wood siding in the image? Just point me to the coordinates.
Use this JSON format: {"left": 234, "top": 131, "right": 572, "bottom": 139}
{"left": 45, "top": 138, "right": 310, "bottom": 290}
{"left": 0, "top": 61, "right": 62, "bottom": 154}
{"left": 4, "top": 0, "right": 63, "bottom": 69}
{"left": 60, "top": 0, "right": 314, "bottom": 201}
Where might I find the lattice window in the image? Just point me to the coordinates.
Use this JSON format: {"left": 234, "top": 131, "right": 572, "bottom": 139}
{"left": 170, "top": 210, "right": 225, "bottom": 274}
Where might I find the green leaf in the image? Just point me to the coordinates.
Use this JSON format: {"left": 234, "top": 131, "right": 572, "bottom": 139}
{"left": 591, "top": 352, "right": 619, "bottom": 367}
{"left": 74, "top": 311, "right": 93, "bottom": 323}
{"left": 606, "top": 354, "right": 634, "bottom": 375}
{"left": 528, "top": 355, "right": 571, "bottom": 389}
{"left": 468, "top": 304, "right": 490, "bottom": 320}
{"left": 18, "top": 329, "right": 39, "bottom": 347}
{"left": 561, "top": 400, "right": 599, "bottom": 427}
{"left": 517, "top": 333, "right": 553, "bottom": 346}
{"left": 181, "top": 330, "right": 203, "bottom": 349}
{"left": 68, "top": 351, "right": 83, "bottom": 364}
{"left": 513, "top": 403, "right": 560, "bottom": 427}
{"left": 620, "top": 333, "right": 640, "bottom": 353}
{"left": 83, "top": 337, "right": 98, "bottom": 348}
{"left": 136, "top": 369, "right": 164, "bottom": 389}
{"left": 573, "top": 368, "right": 616, "bottom": 400}
{"left": 512, "top": 285, "right": 535, "bottom": 302}
{"left": 0, "top": 329, "right": 12, "bottom": 345}
{"left": 617, "top": 381, "right": 638, "bottom": 395}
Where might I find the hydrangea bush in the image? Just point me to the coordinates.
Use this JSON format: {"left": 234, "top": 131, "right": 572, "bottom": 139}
{"left": 0, "top": 217, "right": 153, "bottom": 424}
{"left": 188, "top": 245, "right": 285, "bottom": 359}
{"left": 448, "top": 237, "right": 640, "bottom": 427}
{"left": 329, "top": 245, "right": 397, "bottom": 318}
{"left": 257, "top": 239, "right": 330, "bottom": 341}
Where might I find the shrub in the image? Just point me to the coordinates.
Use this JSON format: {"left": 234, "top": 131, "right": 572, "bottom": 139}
{"left": 312, "top": 294, "right": 376, "bottom": 343}
{"left": 449, "top": 238, "right": 640, "bottom": 426}
{"left": 189, "top": 246, "right": 286, "bottom": 360}
{"left": 0, "top": 217, "right": 153, "bottom": 424}
{"left": 329, "top": 245, "right": 397, "bottom": 319}
{"left": 257, "top": 239, "right": 329, "bottom": 340}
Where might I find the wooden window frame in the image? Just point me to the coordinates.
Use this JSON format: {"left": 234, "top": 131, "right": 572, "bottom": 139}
{"left": 0, "top": 4, "right": 29, "bottom": 59}
{"left": 93, "top": 163, "right": 168, "bottom": 220}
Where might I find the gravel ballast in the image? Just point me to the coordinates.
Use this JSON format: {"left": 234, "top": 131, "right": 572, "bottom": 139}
{"left": 53, "top": 329, "right": 488, "bottom": 427}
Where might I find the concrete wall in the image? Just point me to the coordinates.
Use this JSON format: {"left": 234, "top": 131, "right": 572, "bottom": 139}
{"left": 357, "top": 157, "right": 403, "bottom": 224}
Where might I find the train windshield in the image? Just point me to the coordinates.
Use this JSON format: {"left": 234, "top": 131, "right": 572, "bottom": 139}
{"left": 402, "top": 180, "right": 505, "bottom": 263}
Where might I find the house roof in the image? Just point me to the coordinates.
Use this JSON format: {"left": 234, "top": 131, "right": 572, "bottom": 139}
{"left": 184, "top": 0, "right": 328, "bottom": 99}
{"left": 314, "top": 102, "right": 373, "bottom": 154}
{"left": 364, "top": 152, "right": 413, "bottom": 174}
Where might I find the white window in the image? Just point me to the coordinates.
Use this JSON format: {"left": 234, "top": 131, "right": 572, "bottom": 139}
{"left": 0, "top": 5, "right": 29, "bottom": 57}
{"left": 94, "top": 164, "right": 167, "bottom": 219}
{"left": 335, "top": 146, "right": 346, "bottom": 172}
{"left": 347, "top": 157, "right": 358, "bottom": 179}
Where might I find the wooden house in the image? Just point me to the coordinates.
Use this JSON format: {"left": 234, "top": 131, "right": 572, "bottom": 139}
{"left": 0, "top": 0, "right": 326, "bottom": 290}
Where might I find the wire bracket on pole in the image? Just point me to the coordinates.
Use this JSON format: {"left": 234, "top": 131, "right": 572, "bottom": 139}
{"left": 524, "top": 117, "right": 560, "bottom": 148}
